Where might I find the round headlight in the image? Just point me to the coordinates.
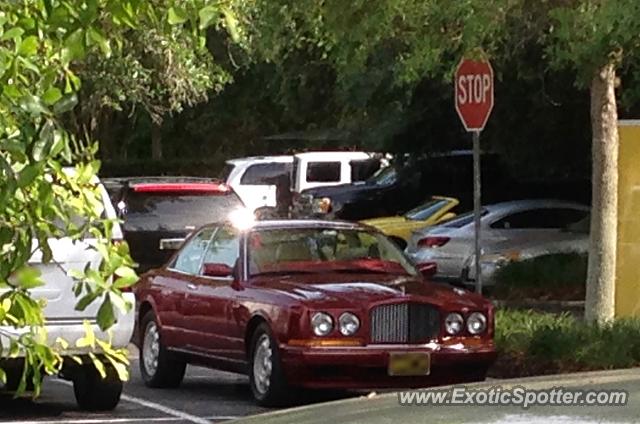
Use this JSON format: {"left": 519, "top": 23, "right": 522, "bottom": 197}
{"left": 311, "top": 312, "right": 334, "bottom": 336}
{"left": 445, "top": 313, "right": 464, "bottom": 335}
{"left": 467, "top": 312, "right": 487, "bottom": 335}
{"left": 312, "top": 197, "right": 332, "bottom": 214}
{"left": 338, "top": 312, "right": 360, "bottom": 336}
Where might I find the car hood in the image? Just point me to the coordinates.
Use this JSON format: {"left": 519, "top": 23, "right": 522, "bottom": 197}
{"left": 251, "top": 273, "right": 489, "bottom": 310}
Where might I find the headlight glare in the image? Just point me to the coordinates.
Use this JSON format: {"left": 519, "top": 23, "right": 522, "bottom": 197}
{"left": 445, "top": 313, "right": 464, "bottom": 335}
{"left": 311, "top": 312, "right": 334, "bottom": 336}
{"left": 467, "top": 312, "right": 487, "bottom": 335}
{"left": 338, "top": 312, "right": 360, "bottom": 336}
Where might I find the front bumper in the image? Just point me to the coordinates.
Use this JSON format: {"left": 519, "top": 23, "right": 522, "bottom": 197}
{"left": 279, "top": 339, "right": 496, "bottom": 389}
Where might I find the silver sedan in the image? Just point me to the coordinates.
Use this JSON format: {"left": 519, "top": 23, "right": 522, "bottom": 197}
{"left": 406, "top": 200, "right": 589, "bottom": 285}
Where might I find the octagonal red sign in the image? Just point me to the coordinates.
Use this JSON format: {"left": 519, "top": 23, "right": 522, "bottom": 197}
{"left": 454, "top": 59, "right": 494, "bottom": 132}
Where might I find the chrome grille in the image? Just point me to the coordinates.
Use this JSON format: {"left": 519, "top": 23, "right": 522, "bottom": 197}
{"left": 370, "top": 303, "right": 440, "bottom": 344}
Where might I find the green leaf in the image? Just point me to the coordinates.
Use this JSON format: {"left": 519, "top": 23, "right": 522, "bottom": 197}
{"left": 52, "top": 93, "right": 78, "bottom": 114}
{"left": 15, "top": 267, "right": 43, "bottom": 289}
{"left": 0, "top": 368, "right": 5, "bottom": 384}
{"left": 198, "top": 5, "right": 219, "bottom": 30}
{"left": 62, "top": 29, "right": 86, "bottom": 63}
{"left": 19, "top": 95, "right": 47, "bottom": 116}
{"left": 1, "top": 27, "right": 24, "bottom": 41}
{"left": 18, "top": 36, "right": 38, "bottom": 56}
{"left": 89, "top": 353, "right": 106, "bottom": 378}
{"left": 75, "top": 292, "right": 99, "bottom": 311}
{"left": 222, "top": 7, "right": 241, "bottom": 43}
{"left": 168, "top": 7, "right": 188, "bottom": 25}
{"left": 17, "top": 165, "right": 41, "bottom": 188}
{"left": 97, "top": 295, "right": 116, "bottom": 331}
{"left": 42, "top": 87, "right": 62, "bottom": 105}
{"left": 88, "top": 27, "right": 111, "bottom": 57}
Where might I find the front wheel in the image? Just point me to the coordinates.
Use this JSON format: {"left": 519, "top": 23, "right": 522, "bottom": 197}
{"left": 248, "top": 323, "right": 290, "bottom": 406}
{"left": 73, "top": 364, "right": 123, "bottom": 411}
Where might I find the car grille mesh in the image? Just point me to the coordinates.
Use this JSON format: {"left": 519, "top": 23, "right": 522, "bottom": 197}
{"left": 370, "top": 303, "right": 440, "bottom": 343}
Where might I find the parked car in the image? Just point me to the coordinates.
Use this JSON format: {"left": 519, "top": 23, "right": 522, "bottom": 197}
{"left": 361, "top": 196, "right": 460, "bottom": 248}
{"left": 135, "top": 219, "right": 496, "bottom": 406}
{"left": 104, "top": 177, "right": 245, "bottom": 272}
{"left": 222, "top": 156, "right": 293, "bottom": 212}
{"left": 296, "top": 151, "right": 511, "bottom": 221}
{"left": 406, "top": 200, "right": 590, "bottom": 285}
{"left": 1, "top": 174, "right": 134, "bottom": 411}
{"left": 466, "top": 215, "right": 590, "bottom": 285}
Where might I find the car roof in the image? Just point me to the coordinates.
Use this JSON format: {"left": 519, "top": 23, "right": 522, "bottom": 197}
{"left": 484, "top": 199, "right": 590, "bottom": 214}
{"left": 102, "top": 176, "right": 218, "bottom": 185}
{"left": 293, "top": 151, "right": 373, "bottom": 160}
{"left": 226, "top": 155, "right": 293, "bottom": 165}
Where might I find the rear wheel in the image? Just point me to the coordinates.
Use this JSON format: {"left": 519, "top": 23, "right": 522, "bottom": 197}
{"left": 248, "top": 323, "right": 290, "bottom": 406}
{"left": 139, "top": 311, "right": 186, "bottom": 388}
{"left": 73, "top": 363, "right": 123, "bottom": 411}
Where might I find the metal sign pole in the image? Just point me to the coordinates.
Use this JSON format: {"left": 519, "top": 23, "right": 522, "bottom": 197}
{"left": 473, "top": 130, "right": 482, "bottom": 295}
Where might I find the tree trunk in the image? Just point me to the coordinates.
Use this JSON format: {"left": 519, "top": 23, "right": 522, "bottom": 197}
{"left": 151, "top": 122, "right": 163, "bottom": 160}
{"left": 585, "top": 63, "right": 619, "bottom": 324}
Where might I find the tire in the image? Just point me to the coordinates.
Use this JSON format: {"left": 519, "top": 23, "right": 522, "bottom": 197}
{"left": 3, "top": 367, "right": 36, "bottom": 392}
{"left": 248, "top": 323, "right": 290, "bottom": 406}
{"left": 73, "top": 363, "right": 123, "bottom": 411}
{"left": 139, "top": 310, "right": 186, "bottom": 388}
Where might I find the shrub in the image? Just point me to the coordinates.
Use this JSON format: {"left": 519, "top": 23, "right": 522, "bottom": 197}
{"left": 491, "top": 309, "right": 640, "bottom": 377}
{"left": 493, "top": 253, "right": 587, "bottom": 300}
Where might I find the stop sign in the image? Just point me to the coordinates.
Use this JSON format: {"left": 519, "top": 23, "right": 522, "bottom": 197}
{"left": 454, "top": 59, "right": 494, "bottom": 132}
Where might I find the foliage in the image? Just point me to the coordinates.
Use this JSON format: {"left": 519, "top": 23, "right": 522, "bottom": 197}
{"left": 0, "top": 0, "right": 237, "bottom": 397}
{"left": 493, "top": 309, "right": 640, "bottom": 377}
{"left": 493, "top": 253, "right": 587, "bottom": 300}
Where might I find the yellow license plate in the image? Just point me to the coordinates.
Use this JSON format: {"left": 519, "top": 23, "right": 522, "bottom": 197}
{"left": 388, "top": 352, "right": 431, "bottom": 376}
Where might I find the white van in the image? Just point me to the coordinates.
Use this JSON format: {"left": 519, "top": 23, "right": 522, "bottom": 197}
{"left": 224, "top": 152, "right": 382, "bottom": 212}
{"left": 0, "top": 175, "right": 134, "bottom": 411}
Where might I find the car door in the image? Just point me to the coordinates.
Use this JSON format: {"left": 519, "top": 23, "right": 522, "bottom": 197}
{"left": 181, "top": 225, "right": 243, "bottom": 361}
{"left": 161, "top": 227, "right": 215, "bottom": 348}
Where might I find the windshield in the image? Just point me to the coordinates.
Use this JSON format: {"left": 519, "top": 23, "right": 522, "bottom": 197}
{"left": 367, "top": 166, "right": 398, "bottom": 186}
{"left": 405, "top": 199, "right": 449, "bottom": 221}
{"left": 123, "top": 192, "right": 243, "bottom": 232}
{"left": 248, "top": 227, "right": 418, "bottom": 277}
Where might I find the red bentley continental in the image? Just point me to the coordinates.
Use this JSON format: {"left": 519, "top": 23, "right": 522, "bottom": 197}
{"left": 135, "top": 219, "right": 496, "bottom": 405}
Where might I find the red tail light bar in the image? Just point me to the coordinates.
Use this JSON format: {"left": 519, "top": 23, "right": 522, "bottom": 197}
{"left": 132, "top": 183, "right": 230, "bottom": 193}
{"left": 417, "top": 236, "right": 450, "bottom": 248}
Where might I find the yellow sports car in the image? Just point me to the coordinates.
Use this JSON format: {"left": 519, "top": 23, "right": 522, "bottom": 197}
{"left": 362, "top": 196, "right": 459, "bottom": 245}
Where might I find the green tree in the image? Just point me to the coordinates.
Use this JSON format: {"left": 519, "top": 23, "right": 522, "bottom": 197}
{"left": 0, "top": 0, "right": 241, "bottom": 396}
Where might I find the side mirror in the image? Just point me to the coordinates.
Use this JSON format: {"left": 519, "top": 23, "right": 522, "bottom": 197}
{"left": 417, "top": 262, "right": 437, "bottom": 279}
{"left": 202, "top": 263, "right": 233, "bottom": 278}
{"left": 159, "top": 238, "right": 185, "bottom": 251}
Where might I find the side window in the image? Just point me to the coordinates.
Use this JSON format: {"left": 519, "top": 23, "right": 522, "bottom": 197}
{"left": 201, "top": 226, "right": 240, "bottom": 271}
{"left": 172, "top": 228, "right": 215, "bottom": 274}
{"left": 306, "top": 162, "right": 341, "bottom": 183}
{"left": 350, "top": 158, "right": 381, "bottom": 182}
{"left": 491, "top": 208, "right": 588, "bottom": 230}
{"left": 240, "top": 163, "right": 291, "bottom": 185}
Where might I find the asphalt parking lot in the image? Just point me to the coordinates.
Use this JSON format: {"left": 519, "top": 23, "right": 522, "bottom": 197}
{"left": 0, "top": 346, "right": 356, "bottom": 424}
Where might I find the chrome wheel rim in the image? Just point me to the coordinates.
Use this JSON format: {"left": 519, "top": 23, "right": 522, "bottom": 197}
{"left": 252, "top": 334, "right": 273, "bottom": 395}
{"left": 142, "top": 321, "right": 160, "bottom": 377}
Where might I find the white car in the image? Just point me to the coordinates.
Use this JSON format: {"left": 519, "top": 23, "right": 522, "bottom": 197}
{"left": 223, "top": 152, "right": 383, "bottom": 212}
{"left": 406, "top": 199, "right": 589, "bottom": 285}
{"left": 0, "top": 176, "right": 135, "bottom": 411}
{"left": 223, "top": 156, "right": 293, "bottom": 212}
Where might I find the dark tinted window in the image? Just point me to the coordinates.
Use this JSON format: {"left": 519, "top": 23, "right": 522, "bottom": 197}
{"left": 443, "top": 210, "right": 488, "bottom": 228}
{"left": 240, "top": 163, "right": 291, "bottom": 185}
{"left": 351, "top": 158, "right": 381, "bottom": 182}
{"left": 307, "top": 162, "right": 341, "bottom": 182}
{"left": 123, "top": 192, "right": 243, "bottom": 231}
{"left": 490, "top": 208, "right": 588, "bottom": 229}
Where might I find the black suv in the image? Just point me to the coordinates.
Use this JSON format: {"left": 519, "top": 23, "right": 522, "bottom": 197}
{"left": 297, "top": 151, "right": 512, "bottom": 221}
{"left": 104, "top": 177, "right": 245, "bottom": 272}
